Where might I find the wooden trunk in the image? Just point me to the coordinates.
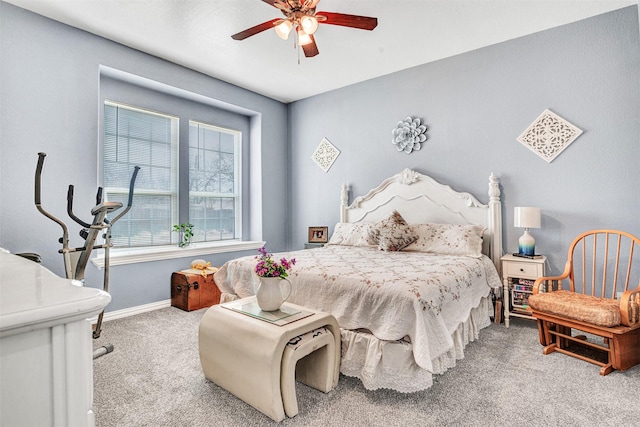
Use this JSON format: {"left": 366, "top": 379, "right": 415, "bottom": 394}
{"left": 171, "top": 270, "right": 221, "bottom": 311}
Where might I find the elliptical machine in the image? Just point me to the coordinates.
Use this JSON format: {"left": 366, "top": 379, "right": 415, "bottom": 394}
{"left": 34, "top": 152, "right": 139, "bottom": 358}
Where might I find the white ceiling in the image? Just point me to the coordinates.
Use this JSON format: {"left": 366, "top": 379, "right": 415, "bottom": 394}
{"left": 5, "top": 0, "right": 637, "bottom": 103}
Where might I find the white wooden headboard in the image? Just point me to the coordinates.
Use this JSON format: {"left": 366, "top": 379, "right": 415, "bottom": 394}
{"left": 340, "top": 169, "right": 503, "bottom": 272}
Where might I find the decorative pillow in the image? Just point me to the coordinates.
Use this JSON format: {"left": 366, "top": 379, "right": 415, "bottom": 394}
{"left": 327, "top": 222, "right": 376, "bottom": 247}
{"left": 404, "top": 223, "right": 486, "bottom": 258}
{"left": 368, "top": 210, "right": 418, "bottom": 252}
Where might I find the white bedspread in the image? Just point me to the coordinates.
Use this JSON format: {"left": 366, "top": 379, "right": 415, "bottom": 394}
{"left": 214, "top": 245, "right": 501, "bottom": 374}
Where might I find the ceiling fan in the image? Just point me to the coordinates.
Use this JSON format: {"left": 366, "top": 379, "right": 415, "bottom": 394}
{"left": 231, "top": 0, "right": 378, "bottom": 58}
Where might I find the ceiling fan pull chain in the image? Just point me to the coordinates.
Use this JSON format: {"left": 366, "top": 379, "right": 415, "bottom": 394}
{"left": 295, "top": 29, "right": 301, "bottom": 65}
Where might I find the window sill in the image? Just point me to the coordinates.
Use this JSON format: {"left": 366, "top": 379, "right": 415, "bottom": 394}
{"left": 91, "top": 240, "right": 265, "bottom": 268}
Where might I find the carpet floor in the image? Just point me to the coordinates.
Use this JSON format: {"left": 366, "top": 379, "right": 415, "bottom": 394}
{"left": 93, "top": 307, "right": 639, "bottom": 427}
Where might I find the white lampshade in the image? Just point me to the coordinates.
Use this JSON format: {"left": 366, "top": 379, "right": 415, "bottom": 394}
{"left": 514, "top": 207, "right": 541, "bottom": 229}
{"left": 297, "top": 29, "right": 312, "bottom": 45}
{"left": 300, "top": 15, "right": 319, "bottom": 34}
{"left": 514, "top": 207, "right": 541, "bottom": 256}
{"left": 275, "top": 20, "right": 293, "bottom": 40}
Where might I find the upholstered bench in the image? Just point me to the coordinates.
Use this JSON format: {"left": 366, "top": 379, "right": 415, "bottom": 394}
{"left": 198, "top": 298, "right": 340, "bottom": 422}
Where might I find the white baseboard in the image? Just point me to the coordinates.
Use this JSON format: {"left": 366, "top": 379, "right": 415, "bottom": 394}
{"left": 91, "top": 299, "right": 172, "bottom": 323}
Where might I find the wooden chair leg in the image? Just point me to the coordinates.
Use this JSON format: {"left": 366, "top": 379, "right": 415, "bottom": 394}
{"left": 557, "top": 325, "right": 571, "bottom": 348}
{"left": 599, "top": 364, "right": 614, "bottom": 376}
{"left": 542, "top": 320, "right": 554, "bottom": 347}
{"left": 543, "top": 343, "right": 558, "bottom": 355}
{"left": 536, "top": 319, "right": 547, "bottom": 345}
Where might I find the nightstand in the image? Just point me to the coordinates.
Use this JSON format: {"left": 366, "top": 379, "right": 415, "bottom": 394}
{"left": 501, "top": 254, "right": 546, "bottom": 327}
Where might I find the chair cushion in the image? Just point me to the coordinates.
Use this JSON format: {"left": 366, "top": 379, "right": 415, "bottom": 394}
{"left": 528, "top": 290, "right": 621, "bottom": 327}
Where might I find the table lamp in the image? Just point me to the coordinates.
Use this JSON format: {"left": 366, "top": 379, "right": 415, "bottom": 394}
{"left": 514, "top": 207, "right": 541, "bottom": 256}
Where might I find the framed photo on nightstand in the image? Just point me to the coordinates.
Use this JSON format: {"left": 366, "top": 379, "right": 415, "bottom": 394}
{"left": 308, "top": 226, "right": 328, "bottom": 243}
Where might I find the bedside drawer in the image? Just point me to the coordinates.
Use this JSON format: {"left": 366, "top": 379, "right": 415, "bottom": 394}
{"left": 504, "top": 261, "right": 543, "bottom": 279}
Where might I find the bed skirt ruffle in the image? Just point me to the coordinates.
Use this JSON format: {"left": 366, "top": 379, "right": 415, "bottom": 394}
{"left": 339, "top": 296, "right": 493, "bottom": 393}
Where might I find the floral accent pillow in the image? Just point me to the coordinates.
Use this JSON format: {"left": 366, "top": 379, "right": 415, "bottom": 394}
{"left": 368, "top": 210, "right": 418, "bottom": 251}
{"left": 404, "top": 223, "right": 486, "bottom": 258}
{"left": 327, "top": 222, "right": 376, "bottom": 247}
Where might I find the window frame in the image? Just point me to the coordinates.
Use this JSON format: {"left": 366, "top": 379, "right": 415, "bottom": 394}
{"left": 188, "top": 120, "right": 242, "bottom": 243}
{"left": 93, "top": 70, "right": 264, "bottom": 267}
{"left": 103, "top": 100, "right": 180, "bottom": 248}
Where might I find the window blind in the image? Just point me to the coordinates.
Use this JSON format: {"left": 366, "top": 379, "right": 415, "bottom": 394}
{"left": 104, "top": 102, "right": 178, "bottom": 247}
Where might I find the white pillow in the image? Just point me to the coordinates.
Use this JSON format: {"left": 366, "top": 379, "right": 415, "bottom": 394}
{"left": 404, "top": 223, "right": 486, "bottom": 258}
{"left": 327, "top": 222, "right": 376, "bottom": 247}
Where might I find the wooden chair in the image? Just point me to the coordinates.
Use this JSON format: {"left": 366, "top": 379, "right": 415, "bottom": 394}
{"left": 528, "top": 230, "right": 640, "bottom": 375}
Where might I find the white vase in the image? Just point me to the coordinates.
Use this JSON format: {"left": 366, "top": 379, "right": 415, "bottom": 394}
{"left": 256, "top": 277, "right": 292, "bottom": 311}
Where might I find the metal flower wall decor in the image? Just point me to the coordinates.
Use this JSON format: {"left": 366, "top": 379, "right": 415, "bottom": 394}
{"left": 392, "top": 116, "right": 428, "bottom": 154}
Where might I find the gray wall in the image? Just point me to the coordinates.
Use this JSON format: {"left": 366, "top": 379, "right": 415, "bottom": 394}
{"left": 1, "top": 3, "right": 639, "bottom": 313}
{"left": 0, "top": 3, "right": 288, "bottom": 311}
{"left": 287, "top": 6, "right": 640, "bottom": 276}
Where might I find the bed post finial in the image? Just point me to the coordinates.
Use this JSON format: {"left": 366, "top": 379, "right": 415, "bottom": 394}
{"left": 488, "top": 173, "right": 502, "bottom": 274}
{"left": 399, "top": 169, "right": 419, "bottom": 185}
{"left": 488, "top": 173, "right": 500, "bottom": 202}
{"left": 340, "top": 184, "right": 349, "bottom": 223}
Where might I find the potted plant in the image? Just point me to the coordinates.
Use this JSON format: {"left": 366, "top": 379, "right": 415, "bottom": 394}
{"left": 172, "top": 223, "right": 194, "bottom": 248}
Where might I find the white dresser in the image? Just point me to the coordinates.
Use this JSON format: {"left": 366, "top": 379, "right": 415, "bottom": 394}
{"left": 0, "top": 251, "right": 111, "bottom": 427}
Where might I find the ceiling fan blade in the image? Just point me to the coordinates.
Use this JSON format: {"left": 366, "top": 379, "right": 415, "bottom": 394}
{"left": 262, "top": 0, "right": 290, "bottom": 10}
{"left": 316, "top": 12, "right": 378, "bottom": 30}
{"left": 302, "top": 35, "right": 319, "bottom": 57}
{"left": 231, "top": 18, "right": 280, "bottom": 40}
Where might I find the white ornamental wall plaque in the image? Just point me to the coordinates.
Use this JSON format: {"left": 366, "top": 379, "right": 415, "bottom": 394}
{"left": 311, "top": 138, "right": 340, "bottom": 172}
{"left": 517, "top": 109, "right": 583, "bottom": 163}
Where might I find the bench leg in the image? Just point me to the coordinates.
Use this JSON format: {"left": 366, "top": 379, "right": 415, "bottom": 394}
{"left": 281, "top": 331, "right": 336, "bottom": 418}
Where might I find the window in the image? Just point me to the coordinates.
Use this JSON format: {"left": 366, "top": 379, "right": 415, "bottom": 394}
{"left": 189, "top": 121, "right": 240, "bottom": 243}
{"left": 104, "top": 102, "right": 178, "bottom": 247}
{"left": 103, "top": 102, "right": 241, "bottom": 248}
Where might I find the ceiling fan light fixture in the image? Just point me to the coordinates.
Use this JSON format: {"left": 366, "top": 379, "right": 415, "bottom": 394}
{"left": 300, "top": 15, "right": 319, "bottom": 34}
{"left": 232, "top": 0, "right": 378, "bottom": 59}
{"left": 297, "top": 28, "right": 312, "bottom": 45}
{"left": 275, "top": 19, "right": 293, "bottom": 40}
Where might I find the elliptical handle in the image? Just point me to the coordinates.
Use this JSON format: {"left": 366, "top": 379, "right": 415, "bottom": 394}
{"left": 110, "top": 166, "right": 140, "bottom": 225}
{"left": 35, "top": 152, "right": 46, "bottom": 205}
{"left": 126, "top": 166, "right": 140, "bottom": 209}
{"left": 67, "top": 185, "right": 92, "bottom": 228}
{"left": 34, "top": 152, "right": 70, "bottom": 253}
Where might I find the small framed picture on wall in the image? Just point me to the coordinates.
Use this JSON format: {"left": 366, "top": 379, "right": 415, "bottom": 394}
{"left": 308, "top": 226, "right": 328, "bottom": 243}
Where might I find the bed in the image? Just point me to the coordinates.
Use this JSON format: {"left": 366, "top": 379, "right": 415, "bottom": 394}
{"left": 214, "top": 168, "right": 503, "bottom": 392}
